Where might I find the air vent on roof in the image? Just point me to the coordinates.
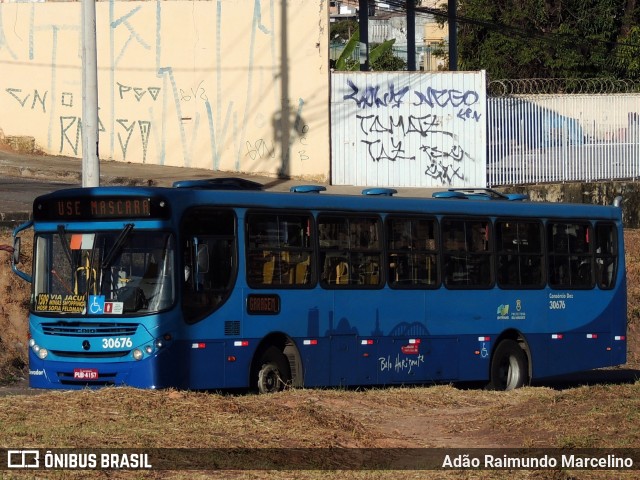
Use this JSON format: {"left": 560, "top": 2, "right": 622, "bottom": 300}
{"left": 362, "top": 188, "right": 397, "bottom": 196}
{"left": 290, "top": 185, "right": 327, "bottom": 193}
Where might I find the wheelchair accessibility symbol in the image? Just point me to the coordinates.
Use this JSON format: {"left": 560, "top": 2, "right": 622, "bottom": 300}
{"left": 89, "top": 295, "right": 105, "bottom": 315}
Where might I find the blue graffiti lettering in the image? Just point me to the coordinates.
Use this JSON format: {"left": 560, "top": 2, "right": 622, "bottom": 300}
{"left": 457, "top": 108, "right": 482, "bottom": 122}
{"left": 344, "top": 80, "right": 410, "bottom": 109}
{"left": 413, "top": 88, "right": 479, "bottom": 109}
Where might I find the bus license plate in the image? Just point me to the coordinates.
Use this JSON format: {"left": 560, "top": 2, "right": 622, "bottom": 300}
{"left": 73, "top": 368, "right": 98, "bottom": 380}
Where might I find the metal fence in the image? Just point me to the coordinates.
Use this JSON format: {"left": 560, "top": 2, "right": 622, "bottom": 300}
{"left": 487, "top": 78, "right": 640, "bottom": 187}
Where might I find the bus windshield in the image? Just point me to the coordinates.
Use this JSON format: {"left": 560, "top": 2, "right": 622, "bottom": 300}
{"left": 33, "top": 228, "right": 176, "bottom": 315}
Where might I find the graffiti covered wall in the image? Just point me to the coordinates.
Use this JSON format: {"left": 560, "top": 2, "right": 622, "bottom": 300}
{"left": 0, "top": 1, "right": 329, "bottom": 180}
{"left": 331, "top": 71, "right": 487, "bottom": 187}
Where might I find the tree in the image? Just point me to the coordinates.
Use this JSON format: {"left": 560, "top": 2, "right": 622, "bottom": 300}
{"left": 332, "top": 31, "right": 402, "bottom": 71}
{"left": 330, "top": 20, "right": 358, "bottom": 43}
{"left": 614, "top": 26, "right": 640, "bottom": 79}
{"left": 333, "top": 30, "right": 361, "bottom": 71}
{"left": 455, "top": 0, "right": 634, "bottom": 80}
{"left": 370, "top": 43, "right": 407, "bottom": 71}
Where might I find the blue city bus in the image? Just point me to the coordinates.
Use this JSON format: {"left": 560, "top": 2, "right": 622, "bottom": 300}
{"left": 12, "top": 179, "right": 627, "bottom": 391}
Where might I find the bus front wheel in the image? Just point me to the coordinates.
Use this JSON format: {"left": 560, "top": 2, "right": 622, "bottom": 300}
{"left": 489, "top": 340, "right": 528, "bottom": 391}
{"left": 256, "top": 347, "right": 291, "bottom": 394}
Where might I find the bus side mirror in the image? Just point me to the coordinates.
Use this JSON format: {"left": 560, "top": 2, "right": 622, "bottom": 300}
{"left": 13, "top": 237, "right": 21, "bottom": 265}
{"left": 12, "top": 220, "right": 33, "bottom": 283}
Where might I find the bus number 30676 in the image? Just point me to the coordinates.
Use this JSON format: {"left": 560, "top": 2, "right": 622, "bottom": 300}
{"left": 102, "top": 338, "right": 133, "bottom": 349}
{"left": 549, "top": 300, "right": 566, "bottom": 310}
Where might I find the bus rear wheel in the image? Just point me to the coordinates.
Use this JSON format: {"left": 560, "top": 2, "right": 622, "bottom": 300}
{"left": 256, "top": 347, "right": 291, "bottom": 394}
{"left": 489, "top": 340, "right": 528, "bottom": 391}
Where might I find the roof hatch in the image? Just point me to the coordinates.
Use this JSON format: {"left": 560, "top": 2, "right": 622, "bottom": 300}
{"left": 432, "top": 188, "right": 528, "bottom": 201}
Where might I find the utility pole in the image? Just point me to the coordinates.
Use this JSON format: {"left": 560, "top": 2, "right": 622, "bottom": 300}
{"left": 358, "top": 0, "right": 369, "bottom": 71}
{"left": 81, "top": 0, "right": 100, "bottom": 187}
{"left": 448, "top": 0, "right": 458, "bottom": 70}
{"left": 407, "top": 0, "right": 416, "bottom": 70}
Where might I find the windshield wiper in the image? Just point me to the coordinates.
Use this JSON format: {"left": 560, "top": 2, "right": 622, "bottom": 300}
{"left": 57, "top": 225, "right": 73, "bottom": 267}
{"left": 100, "top": 223, "right": 134, "bottom": 270}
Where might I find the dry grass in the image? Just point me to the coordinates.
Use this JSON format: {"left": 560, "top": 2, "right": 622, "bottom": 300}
{"left": 0, "top": 385, "right": 638, "bottom": 479}
{"left": 624, "top": 229, "right": 640, "bottom": 365}
{"left": 1, "top": 228, "right": 639, "bottom": 479}
{"left": 0, "top": 228, "right": 31, "bottom": 382}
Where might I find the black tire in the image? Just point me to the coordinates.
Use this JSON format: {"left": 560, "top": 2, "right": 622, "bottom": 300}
{"left": 255, "top": 346, "right": 291, "bottom": 394}
{"left": 489, "top": 340, "right": 528, "bottom": 391}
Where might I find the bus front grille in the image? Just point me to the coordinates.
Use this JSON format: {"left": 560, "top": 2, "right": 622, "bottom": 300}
{"left": 42, "top": 322, "right": 139, "bottom": 337}
{"left": 51, "top": 350, "right": 130, "bottom": 359}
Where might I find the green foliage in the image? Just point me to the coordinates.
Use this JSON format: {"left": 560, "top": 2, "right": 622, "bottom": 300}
{"left": 370, "top": 40, "right": 406, "bottom": 71}
{"left": 457, "top": 0, "right": 633, "bottom": 79}
{"left": 614, "top": 26, "right": 640, "bottom": 80}
{"left": 335, "top": 30, "right": 360, "bottom": 71}
{"left": 330, "top": 19, "right": 358, "bottom": 43}
{"left": 334, "top": 34, "right": 405, "bottom": 72}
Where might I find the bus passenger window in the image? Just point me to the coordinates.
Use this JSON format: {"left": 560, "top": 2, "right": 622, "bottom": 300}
{"left": 319, "top": 215, "right": 382, "bottom": 288}
{"left": 442, "top": 218, "right": 492, "bottom": 289}
{"left": 595, "top": 223, "right": 617, "bottom": 289}
{"left": 496, "top": 220, "right": 544, "bottom": 289}
{"left": 548, "top": 222, "right": 593, "bottom": 289}
{"left": 246, "top": 213, "right": 314, "bottom": 288}
{"left": 387, "top": 217, "right": 438, "bottom": 288}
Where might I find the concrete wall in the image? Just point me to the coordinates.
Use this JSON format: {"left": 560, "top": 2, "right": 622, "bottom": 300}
{"left": 0, "top": 1, "right": 330, "bottom": 180}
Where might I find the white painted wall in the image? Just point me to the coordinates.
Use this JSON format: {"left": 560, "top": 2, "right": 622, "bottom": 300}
{"left": 0, "top": 1, "right": 330, "bottom": 180}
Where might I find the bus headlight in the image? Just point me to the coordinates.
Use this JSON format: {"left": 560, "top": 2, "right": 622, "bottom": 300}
{"left": 155, "top": 339, "right": 164, "bottom": 349}
{"left": 132, "top": 349, "right": 143, "bottom": 361}
{"left": 29, "top": 339, "right": 36, "bottom": 348}
{"left": 37, "top": 348, "right": 48, "bottom": 360}
{"left": 144, "top": 345, "right": 154, "bottom": 355}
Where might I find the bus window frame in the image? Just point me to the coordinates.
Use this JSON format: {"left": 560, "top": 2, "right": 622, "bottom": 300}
{"left": 245, "top": 210, "right": 316, "bottom": 289}
{"left": 495, "top": 218, "right": 546, "bottom": 290}
{"left": 385, "top": 214, "right": 440, "bottom": 290}
{"left": 546, "top": 220, "right": 595, "bottom": 290}
{"left": 441, "top": 216, "right": 494, "bottom": 290}
{"left": 317, "top": 212, "right": 384, "bottom": 290}
{"left": 594, "top": 221, "right": 618, "bottom": 290}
